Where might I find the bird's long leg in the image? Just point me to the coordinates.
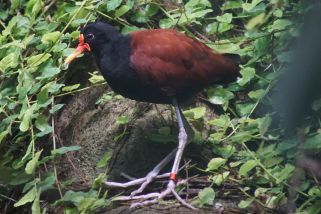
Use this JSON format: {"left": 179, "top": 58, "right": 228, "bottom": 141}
{"left": 128, "top": 100, "right": 194, "bottom": 196}
{"left": 130, "top": 99, "right": 196, "bottom": 209}
{"left": 106, "top": 99, "right": 195, "bottom": 209}
{"left": 166, "top": 99, "right": 189, "bottom": 183}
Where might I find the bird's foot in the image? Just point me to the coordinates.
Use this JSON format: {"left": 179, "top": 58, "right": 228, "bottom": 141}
{"left": 105, "top": 171, "right": 169, "bottom": 194}
{"left": 114, "top": 179, "right": 196, "bottom": 210}
{"left": 105, "top": 160, "right": 189, "bottom": 196}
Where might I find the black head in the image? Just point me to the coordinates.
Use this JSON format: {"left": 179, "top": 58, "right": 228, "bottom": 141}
{"left": 80, "top": 21, "right": 121, "bottom": 53}
{"left": 64, "top": 21, "right": 123, "bottom": 65}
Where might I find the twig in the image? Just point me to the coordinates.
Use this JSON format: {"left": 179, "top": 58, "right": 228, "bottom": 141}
{"left": 0, "top": 193, "right": 16, "bottom": 202}
{"left": 51, "top": 96, "right": 63, "bottom": 199}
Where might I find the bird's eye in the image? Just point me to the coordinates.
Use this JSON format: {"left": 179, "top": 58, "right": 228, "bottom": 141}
{"left": 86, "top": 33, "right": 95, "bottom": 40}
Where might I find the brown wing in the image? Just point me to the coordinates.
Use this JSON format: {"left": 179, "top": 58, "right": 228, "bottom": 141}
{"left": 130, "top": 29, "right": 239, "bottom": 95}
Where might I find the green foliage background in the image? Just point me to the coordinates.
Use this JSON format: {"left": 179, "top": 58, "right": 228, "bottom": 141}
{"left": 0, "top": 0, "right": 320, "bottom": 213}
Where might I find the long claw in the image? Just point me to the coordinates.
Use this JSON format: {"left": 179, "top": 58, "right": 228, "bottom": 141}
{"left": 129, "top": 179, "right": 196, "bottom": 209}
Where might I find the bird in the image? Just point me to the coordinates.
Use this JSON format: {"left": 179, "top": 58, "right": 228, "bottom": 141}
{"left": 65, "top": 21, "right": 240, "bottom": 209}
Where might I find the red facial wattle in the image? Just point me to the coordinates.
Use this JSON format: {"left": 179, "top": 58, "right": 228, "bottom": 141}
{"left": 65, "top": 34, "right": 91, "bottom": 64}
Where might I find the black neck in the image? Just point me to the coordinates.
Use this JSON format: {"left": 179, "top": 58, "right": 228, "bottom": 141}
{"left": 94, "top": 35, "right": 133, "bottom": 80}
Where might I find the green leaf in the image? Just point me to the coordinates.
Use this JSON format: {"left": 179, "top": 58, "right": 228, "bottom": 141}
{"left": 31, "top": 189, "right": 40, "bottom": 214}
{"left": 209, "top": 132, "right": 224, "bottom": 143}
{"left": 107, "top": 0, "right": 123, "bottom": 11}
{"left": 207, "top": 157, "right": 227, "bottom": 171}
{"left": 276, "top": 164, "right": 295, "bottom": 183}
{"left": 97, "top": 151, "right": 112, "bottom": 168}
{"left": 186, "top": 9, "right": 213, "bottom": 21}
{"left": 271, "top": 19, "right": 292, "bottom": 31}
{"left": 22, "top": 34, "right": 35, "bottom": 47}
{"left": 0, "top": 40, "right": 24, "bottom": 50}
{"left": 63, "top": 190, "right": 86, "bottom": 204}
{"left": 246, "top": 13, "right": 266, "bottom": 29}
{"left": 62, "top": 190, "right": 98, "bottom": 206}
{"left": 96, "top": 94, "right": 113, "bottom": 105}
{"left": 248, "top": 89, "right": 265, "bottom": 100}
{"left": 308, "top": 186, "right": 321, "bottom": 197}
{"left": 303, "top": 133, "right": 321, "bottom": 149}
{"left": 19, "top": 141, "right": 33, "bottom": 168}
{"left": 52, "top": 146, "right": 81, "bottom": 155}
{"left": 198, "top": 187, "right": 215, "bottom": 207}
{"left": 254, "top": 187, "right": 268, "bottom": 197}
{"left": 26, "top": 0, "right": 43, "bottom": 18}
{"left": 207, "top": 87, "right": 234, "bottom": 110}
{"left": 185, "top": 0, "right": 211, "bottom": 11}
{"left": 35, "top": 115, "right": 47, "bottom": 131}
{"left": 10, "top": 0, "right": 20, "bottom": 12}
{"left": 273, "top": 9, "right": 283, "bottom": 18}
{"left": 48, "top": 82, "right": 64, "bottom": 93}
{"left": 62, "top": 84, "right": 80, "bottom": 92}
{"left": 0, "top": 166, "right": 31, "bottom": 186}
{"left": 14, "top": 186, "right": 36, "bottom": 207}
{"left": 207, "top": 115, "right": 230, "bottom": 128}
{"left": 257, "top": 116, "right": 272, "bottom": 136}
{"left": 2, "top": 16, "right": 17, "bottom": 36}
{"left": 242, "top": 0, "right": 263, "bottom": 12}
{"left": 222, "top": 1, "right": 242, "bottom": 9}
{"left": 115, "top": 5, "right": 130, "bottom": 18}
{"left": 211, "top": 171, "right": 230, "bottom": 186}
{"left": 235, "top": 103, "right": 255, "bottom": 116}
{"left": 159, "top": 18, "right": 175, "bottom": 29}
{"left": 183, "top": 107, "right": 206, "bottom": 120}
{"left": 25, "top": 150, "right": 42, "bottom": 174}
{"left": 35, "top": 114, "right": 52, "bottom": 137}
{"left": 237, "top": 67, "right": 256, "bottom": 86}
{"left": 88, "top": 72, "right": 104, "bottom": 84}
{"left": 50, "top": 104, "right": 64, "bottom": 114}
{"left": 216, "top": 13, "right": 233, "bottom": 23}
{"left": 36, "top": 67, "right": 60, "bottom": 79}
{"left": 210, "top": 41, "right": 240, "bottom": 53}
{"left": 37, "top": 87, "right": 50, "bottom": 107}
{"left": 27, "top": 53, "right": 51, "bottom": 67}
{"left": 116, "top": 115, "right": 129, "bottom": 125}
{"left": 0, "top": 53, "right": 19, "bottom": 72}
{"left": 308, "top": 202, "right": 321, "bottom": 214}
{"left": 238, "top": 198, "right": 254, "bottom": 208}
{"left": 41, "top": 31, "right": 60, "bottom": 44}
{"left": 239, "top": 160, "right": 257, "bottom": 176}
{"left": 206, "top": 22, "right": 233, "bottom": 34}
{"left": 19, "top": 108, "right": 34, "bottom": 132}
{"left": 37, "top": 61, "right": 60, "bottom": 79}
{"left": 230, "top": 131, "right": 253, "bottom": 143}
{"left": 216, "top": 144, "right": 236, "bottom": 158}
{"left": 92, "top": 174, "right": 107, "bottom": 189}
{"left": 38, "top": 173, "right": 56, "bottom": 192}
{"left": 0, "top": 130, "right": 9, "bottom": 144}
{"left": 131, "top": 4, "right": 159, "bottom": 23}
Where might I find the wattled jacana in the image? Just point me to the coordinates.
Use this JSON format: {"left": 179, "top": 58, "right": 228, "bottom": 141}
{"left": 65, "top": 21, "right": 240, "bottom": 208}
